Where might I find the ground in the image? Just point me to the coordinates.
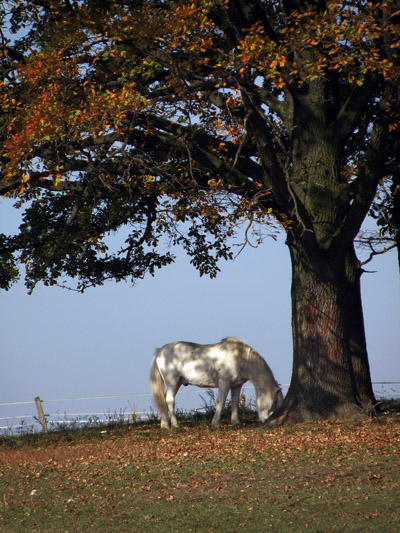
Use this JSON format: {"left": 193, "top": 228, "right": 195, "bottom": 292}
{"left": 1, "top": 408, "right": 399, "bottom": 531}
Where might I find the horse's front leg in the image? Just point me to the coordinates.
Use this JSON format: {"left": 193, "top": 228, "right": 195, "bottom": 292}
{"left": 211, "top": 382, "right": 230, "bottom": 428}
{"left": 230, "top": 385, "right": 242, "bottom": 426}
{"left": 165, "top": 384, "right": 180, "bottom": 428}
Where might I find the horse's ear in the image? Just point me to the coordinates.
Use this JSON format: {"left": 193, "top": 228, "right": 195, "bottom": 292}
{"left": 275, "top": 387, "right": 284, "bottom": 401}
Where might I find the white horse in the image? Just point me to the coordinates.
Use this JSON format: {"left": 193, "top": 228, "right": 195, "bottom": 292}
{"left": 150, "top": 337, "right": 283, "bottom": 428}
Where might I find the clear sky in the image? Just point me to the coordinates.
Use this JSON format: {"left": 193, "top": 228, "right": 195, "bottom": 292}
{"left": 1, "top": 198, "right": 399, "bottom": 431}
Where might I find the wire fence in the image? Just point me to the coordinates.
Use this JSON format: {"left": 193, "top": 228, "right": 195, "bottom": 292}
{"left": 0, "top": 387, "right": 241, "bottom": 435}
{"left": 1, "top": 381, "right": 399, "bottom": 436}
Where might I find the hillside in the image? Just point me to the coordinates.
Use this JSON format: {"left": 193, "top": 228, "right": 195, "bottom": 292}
{"left": 1, "top": 413, "right": 400, "bottom": 531}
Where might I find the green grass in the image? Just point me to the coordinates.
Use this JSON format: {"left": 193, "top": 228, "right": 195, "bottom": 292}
{"left": 1, "top": 409, "right": 399, "bottom": 532}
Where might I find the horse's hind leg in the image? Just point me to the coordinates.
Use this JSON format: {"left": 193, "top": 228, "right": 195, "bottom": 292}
{"left": 230, "top": 385, "right": 242, "bottom": 425}
{"left": 212, "top": 382, "right": 230, "bottom": 428}
{"left": 165, "top": 384, "right": 180, "bottom": 428}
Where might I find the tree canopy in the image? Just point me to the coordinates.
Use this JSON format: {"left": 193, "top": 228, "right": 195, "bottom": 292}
{"left": 2, "top": 0, "right": 398, "bottom": 292}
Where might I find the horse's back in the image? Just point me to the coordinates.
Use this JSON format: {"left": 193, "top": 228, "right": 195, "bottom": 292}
{"left": 156, "top": 339, "right": 242, "bottom": 388}
{"left": 158, "top": 341, "right": 204, "bottom": 362}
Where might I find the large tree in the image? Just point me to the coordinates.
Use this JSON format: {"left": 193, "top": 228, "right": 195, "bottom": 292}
{"left": 1, "top": 0, "right": 400, "bottom": 423}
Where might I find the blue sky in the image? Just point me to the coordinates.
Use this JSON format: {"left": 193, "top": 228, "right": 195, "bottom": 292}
{"left": 1, "top": 199, "right": 399, "bottom": 430}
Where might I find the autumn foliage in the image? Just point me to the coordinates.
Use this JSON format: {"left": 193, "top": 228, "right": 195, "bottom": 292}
{"left": 1, "top": 0, "right": 399, "bottom": 289}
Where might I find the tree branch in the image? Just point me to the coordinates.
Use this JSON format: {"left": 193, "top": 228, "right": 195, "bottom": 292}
{"left": 360, "top": 241, "right": 396, "bottom": 267}
{"left": 27, "top": 178, "right": 89, "bottom": 293}
{"left": 333, "top": 73, "right": 379, "bottom": 146}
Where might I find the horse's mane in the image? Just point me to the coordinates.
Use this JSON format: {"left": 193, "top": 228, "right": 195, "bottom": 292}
{"left": 220, "top": 337, "right": 277, "bottom": 388}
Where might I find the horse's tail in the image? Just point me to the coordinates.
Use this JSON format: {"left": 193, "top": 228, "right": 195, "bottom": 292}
{"left": 150, "top": 349, "right": 169, "bottom": 421}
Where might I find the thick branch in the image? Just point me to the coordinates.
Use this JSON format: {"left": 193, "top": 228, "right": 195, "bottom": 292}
{"left": 339, "top": 87, "right": 394, "bottom": 245}
{"left": 333, "top": 73, "right": 380, "bottom": 146}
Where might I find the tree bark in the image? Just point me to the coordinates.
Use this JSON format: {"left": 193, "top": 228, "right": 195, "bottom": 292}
{"left": 270, "top": 232, "right": 375, "bottom": 425}
{"left": 391, "top": 174, "right": 400, "bottom": 275}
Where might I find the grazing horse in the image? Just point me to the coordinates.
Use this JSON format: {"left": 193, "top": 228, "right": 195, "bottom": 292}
{"left": 150, "top": 337, "right": 283, "bottom": 428}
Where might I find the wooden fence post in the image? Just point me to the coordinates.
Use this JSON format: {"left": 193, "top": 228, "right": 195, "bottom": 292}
{"left": 34, "top": 397, "right": 48, "bottom": 433}
{"left": 240, "top": 393, "right": 246, "bottom": 409}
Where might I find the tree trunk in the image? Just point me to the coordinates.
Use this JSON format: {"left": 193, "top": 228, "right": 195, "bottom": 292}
{"left": 250, "top": 73, "right": 378, "bottom": 425}
{"left": 391, "top": 174, "right": 400, "bottom": 275}
{"left": 270, "top": 232, "right": 375, "bottom": 425}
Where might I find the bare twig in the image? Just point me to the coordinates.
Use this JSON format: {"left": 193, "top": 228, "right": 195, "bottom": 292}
{"left": 360, "top": 241, "right": 396, "bottom": 267}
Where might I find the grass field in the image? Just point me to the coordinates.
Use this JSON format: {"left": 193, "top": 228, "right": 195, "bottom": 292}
{"left": 1, "top": 408, "right": 399, "bottom": 532}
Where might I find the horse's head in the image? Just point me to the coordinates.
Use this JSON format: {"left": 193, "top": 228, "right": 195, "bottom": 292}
{"left": 256, "top": 387, "right": 283, "bottom": 422}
